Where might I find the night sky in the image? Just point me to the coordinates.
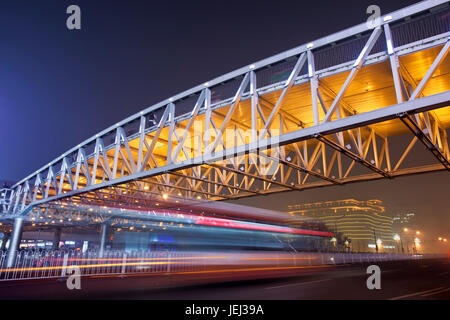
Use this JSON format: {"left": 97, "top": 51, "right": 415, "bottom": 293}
{"left": 1, "top": 1, "right": 449, "bottom": 237}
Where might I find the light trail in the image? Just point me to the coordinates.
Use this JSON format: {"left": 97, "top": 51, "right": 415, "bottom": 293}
{"left": 88, "top": 264, "right": 334, "bottom": 278}
{"left": 0, "top": 257, "right": 227, "bottom": 273}
{"left": 66, "top": 256, "right": 226, "bottom": 262}
{"left": 0, "top": 256, "right": 325, "bottom": 273}
{"left": 241, "top": 257, "right": 316, "bottom": 260}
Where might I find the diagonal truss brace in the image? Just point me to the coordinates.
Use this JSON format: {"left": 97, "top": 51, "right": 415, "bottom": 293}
{"left": 314, "top": 134, "right": 392, "bottom": 178}
{"left": 398, "top": 113, "right": 450, "bottom": 170}
{"left": 260, "top": 152, "right": 342, "bottom": 185}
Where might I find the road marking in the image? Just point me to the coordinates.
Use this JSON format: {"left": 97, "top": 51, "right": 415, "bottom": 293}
{"left": 421, "top": 287, "right": 450, "bottom": 297}
{"left": 389, "top": 287, "right": 445, "bottom": 300}
{"left": 437, "top": 271, "right": 450, "bottom": 276}
{"left": 265, "top": 278, "right": 331, "bottom": 290}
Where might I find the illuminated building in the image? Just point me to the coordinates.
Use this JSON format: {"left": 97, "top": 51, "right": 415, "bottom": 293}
{"left": 287, "top": 199, "right": 395, "bottom": 252}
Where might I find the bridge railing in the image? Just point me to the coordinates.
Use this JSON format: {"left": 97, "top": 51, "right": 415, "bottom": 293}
{"left": 0, "top": 249, "right": 444, "bottom": 281}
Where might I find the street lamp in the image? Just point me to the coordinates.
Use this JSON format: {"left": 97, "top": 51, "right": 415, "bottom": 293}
{"left": 394, "top": 234, "right": 402, "bottom": 254}
{"left": 402, "top": 228, "right": 409, "bottom": 254}
{"left": 376, "top": 239, "right": 382, "bottom": 252}
{"left": 414, "top": 237, "right": 421, "bottom": 254}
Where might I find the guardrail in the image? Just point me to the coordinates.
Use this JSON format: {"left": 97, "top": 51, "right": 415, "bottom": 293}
{"left": 0, "top": 249, "right": 442, "bottom": 281}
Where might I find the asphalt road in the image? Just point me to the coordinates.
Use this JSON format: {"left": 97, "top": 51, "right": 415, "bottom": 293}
{"left": 0, "top": 258, "right": 449, "bottom": 300}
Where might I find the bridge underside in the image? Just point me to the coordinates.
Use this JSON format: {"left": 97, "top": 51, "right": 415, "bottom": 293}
{"left": 2, "top": 2, "right": 450, "bottom": 224}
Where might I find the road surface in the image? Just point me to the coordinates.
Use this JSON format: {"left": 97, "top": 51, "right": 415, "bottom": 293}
{"left": 0, "top": 258, "right": 449, "bottom": 299}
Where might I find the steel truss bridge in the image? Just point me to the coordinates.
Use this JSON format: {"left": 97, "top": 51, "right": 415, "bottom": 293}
{"left": 1, "top": 1, "right": 450, "bottom": 241}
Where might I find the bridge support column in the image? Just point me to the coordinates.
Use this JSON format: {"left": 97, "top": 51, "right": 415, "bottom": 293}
{"left": 99, "top": 223, "right": 107, "bottom": 258}
{"left": 6, "top": 217, "right": 24, "bottom": 268}
{"left": 52, "top": 228, "right": 62, "bottom": 250}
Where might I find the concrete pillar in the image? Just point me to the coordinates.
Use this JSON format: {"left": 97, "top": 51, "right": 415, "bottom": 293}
{"left": 6, "top": 217, "right": 24, "bottom": 268}
{"left": 99, "top": 223, "right": 107, "bottom": 258}
{"left": 52, "top": 228, "right": 62, "bottom": 250}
